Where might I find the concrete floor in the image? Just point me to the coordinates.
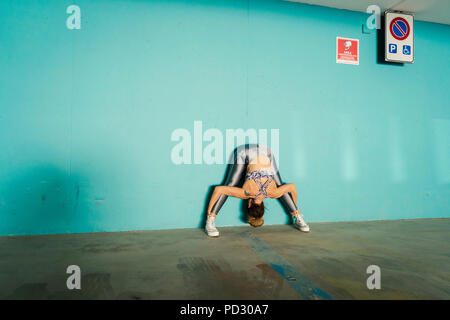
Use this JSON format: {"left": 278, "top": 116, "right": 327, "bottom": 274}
{"left": 0, "top": 218, "right": 449, "bottom": 300}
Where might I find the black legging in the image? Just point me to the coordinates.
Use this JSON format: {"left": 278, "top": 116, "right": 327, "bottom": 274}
{"left": 210, "top": 144, "right": 298, "bottom": 215}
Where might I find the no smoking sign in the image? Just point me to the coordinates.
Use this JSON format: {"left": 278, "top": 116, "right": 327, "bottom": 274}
{"left": 385, "top": 12, "right": 414, "bottom": 63}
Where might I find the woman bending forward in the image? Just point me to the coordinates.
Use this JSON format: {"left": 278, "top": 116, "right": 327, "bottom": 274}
{"left": 205, "top": 144, "right": 310, "bottom": 237}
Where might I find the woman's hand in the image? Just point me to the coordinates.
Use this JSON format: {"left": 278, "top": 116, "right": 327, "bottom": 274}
{"left": 268, "top": 183, "right": 298, "bottom": 204}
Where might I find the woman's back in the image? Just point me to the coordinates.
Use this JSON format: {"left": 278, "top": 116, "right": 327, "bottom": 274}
{"left": 247, "top": 155, "right": 272, "bottom": 172}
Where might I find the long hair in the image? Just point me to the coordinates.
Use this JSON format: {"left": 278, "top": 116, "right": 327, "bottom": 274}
{"left": 247, "top": 200, "right": 265, "bottom": 227}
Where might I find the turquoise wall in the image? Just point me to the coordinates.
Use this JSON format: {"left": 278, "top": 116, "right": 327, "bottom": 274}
{"left": 0, "top": 0, "right": 449, "bottom": 236}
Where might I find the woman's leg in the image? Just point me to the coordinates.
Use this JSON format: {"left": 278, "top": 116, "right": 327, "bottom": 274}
{"left": 209, "top": 146, "right": 248, "bottom": 216}
{"left": 266, "top": 147, "right": 309, "bottom": 231}
{"left": 266, "top": 148, "right": 299, "bottom": 215}
{"left": 209, "top": 162, "right": 246, "bottom": 216}
{"left": 272, "top": 171, "right": 299, "bottom": 214}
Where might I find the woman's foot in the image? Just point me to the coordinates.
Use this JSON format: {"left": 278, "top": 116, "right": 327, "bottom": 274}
{"left": 205, "top": 217, "right": 219, "bottom": 237}
{"left": 293, "top": 213, "right": 310, "bottom": 232}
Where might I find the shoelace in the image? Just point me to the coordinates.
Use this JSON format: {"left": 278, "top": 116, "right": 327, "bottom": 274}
{"left": 207, "top": 219, "right": 216, "bottom": 229}
{"left": 293, "top": 210, "right": 305, "bottom": 218}
{"left": 295, "top": 213, "right": 306, "bottom": 225}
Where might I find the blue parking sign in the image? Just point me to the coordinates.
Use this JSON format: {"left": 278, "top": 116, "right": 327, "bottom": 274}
{"left": 389, "top": 44, "right": 397, "bottom": 53}
{"left": 403, "top": 45, "right": 411, "bottom": 55}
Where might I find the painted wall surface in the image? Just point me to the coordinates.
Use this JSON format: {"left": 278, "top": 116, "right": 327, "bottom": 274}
{"left": 0, "top": 0, "right": 449, "bottom": 236}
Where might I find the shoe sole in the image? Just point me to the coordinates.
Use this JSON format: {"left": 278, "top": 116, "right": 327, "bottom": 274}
{"left": 205, "top": 230, "right": 220, "bottom": 237}
{"left": 294, "top": 225, "right": 310, "bottom": 233}
{"left": 207, "top": 234, "right": 219, "bottom": 237}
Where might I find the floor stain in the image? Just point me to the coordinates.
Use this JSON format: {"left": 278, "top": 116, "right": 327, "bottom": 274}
{"left": 176, "top": 257, "right": 285, "bottom": 299}
{"left": 6, "top": 283, "right": 50, "bottom": 300}
{"left": 7, "top": 273, "right": 116, "bottom": 300}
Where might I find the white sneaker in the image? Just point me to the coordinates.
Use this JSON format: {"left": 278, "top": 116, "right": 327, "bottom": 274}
{"left": 294, "top": 213, "right": 310, "bottom": 232}
{"left": 205, "top": 217, "right": 219, "bottom": 237}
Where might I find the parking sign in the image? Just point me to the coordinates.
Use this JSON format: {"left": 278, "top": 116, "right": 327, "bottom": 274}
{"left": 385, "top": 11, "right": 414, "bottom": 63}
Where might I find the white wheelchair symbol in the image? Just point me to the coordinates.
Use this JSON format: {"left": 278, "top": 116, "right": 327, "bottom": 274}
{"left": 403, "top": 45, "right": 411, "bottom": 55}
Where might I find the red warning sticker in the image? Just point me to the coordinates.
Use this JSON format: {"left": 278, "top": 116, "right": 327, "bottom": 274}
{"left": 336, "top": 37, "right": 359, "bottom": 65}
